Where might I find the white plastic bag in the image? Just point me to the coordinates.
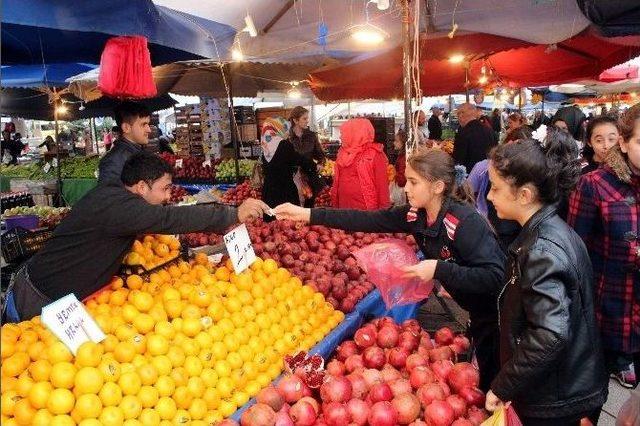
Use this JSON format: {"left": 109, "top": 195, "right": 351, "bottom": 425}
{"left": 616, "top": 387, "right": 640, "bottom": 426}
{"left": 389, "top": 182, "right": 406, "bottom": 206}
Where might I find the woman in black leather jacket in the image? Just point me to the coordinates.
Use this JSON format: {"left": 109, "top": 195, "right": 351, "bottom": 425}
{"left": 484, "top": 134, "right": 608, "bottom": 425}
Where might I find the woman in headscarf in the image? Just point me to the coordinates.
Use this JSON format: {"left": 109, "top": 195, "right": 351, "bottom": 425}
{"left": 260, "top": 117, "right": 325, "bottom": 208}
{"left": 331, "top": 118, "right": 390, "bottom": 210}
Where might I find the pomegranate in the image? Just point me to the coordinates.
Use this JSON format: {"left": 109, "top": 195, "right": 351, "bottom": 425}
{"left": 241, "top": 403, "right": 277, "bottom": 426}
{"left": 458, "top": 387, "right": 485, "bottom": 408}
{"left": 363, "top": 347, "right": 386, "bottom": 369}
{"left": 274, "top": 409, "right": 294, "bottom": 426}
{"left": 420, "top": 334, "right": 435, "bottom": 350}
{"left": 451, "top": 335, "right": 471, "bottom": 354}
{"left": 346, "top": 398, "right": 370, "bottom": 426}
{"left": 336, "top": 341, "right": 359, "bottom": 361}
{"left": 354, "top": 327, "right": 377, "bottom": 349}
{"left": 402, "top": 319, "right": 421, "bottom": 334}
{"left": 405, "top": 353, "right": 429, "bottom": 371}
{"left": 256, "top": 385, "right": 285, "bottom": 412}
{"left": 380, "top": 366, "right": 402, "bottom": 383}
{"left": 466, "top": 406, "right": 489, "bottom": 425}
{"left": 429, "top": 346, "right": 454, "bottom": 362}
{"left": 298, "top": 397, "right": 320, "bottom": 415}
{"left": 369, "top": 382, "right": 393, "bottom": 402}
{"left": 326, "top": 360, "right": 346, "bottom": 377}
{"left": 410, "top": 366, "right": 435, "bottom": 389}
{"left": 289, "top": 400, "right": 317, "bottom": 426}
{"left": 388, "top": 378, "right": 412, "bottom": 397}
{"left": 446, "top": 395, "right": 467, "bottom": 418}
{"left": 345, "top": 354, "right": 364, "bottom": 373}
{"left": 392, "top": 393, "right": 421, "bottom": 424}
{"left": 424, "top": 400, "right": 456, "bottom": 426}
{"left": 432, "top": 360, "right": 455, "bottom": 381}
{"left": 368, "top": 401, "right": 399, "bottom": 426}
{"left": 377, "top": 326, "right": 400, "bottom": 348}
{"left": 417, "top": 382, "right": 447, "bottom": 407}
{"left": 452, "top": 419, "right": 474, "bottom": 426}
{"left": 323, "top": 402, "right": 351, "bottom": 426}
{"left": 434, "top": 327, "right": 455, "bottom": 346}
{"left": 320, "top": 376, "right": 352, "bottom": 403}
{"left": 347, "top": 373, "right": 368, "bottom": 399}
{"left": 362, "top": 368, "right": 383, "bottom": 389}
{"left": 218, "top": 421, "right": 240, "bottom": 426}
{"left": 398, "top": 331, "right": 420, "bottom": 352}
{"left": 447, "top": 363, "right": 480, "bottom": 392}
{"left": 277, "top": 375, "right": 306, "bottom": 403}
{"left": 387, "top": 347, "right": 410, "bottom": 369}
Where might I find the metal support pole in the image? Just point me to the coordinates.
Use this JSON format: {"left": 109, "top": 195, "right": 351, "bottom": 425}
{"left": 401, "top": 0, "right": 412, "bottom": 154}
{"left": 53, "top": 93, "right": 64, "bottom": 207}
{"left": 464, "top": 66, "right": 470, "bottom": 103}
{"left": 223, "top": 64, "right": 241, "bottom": 183}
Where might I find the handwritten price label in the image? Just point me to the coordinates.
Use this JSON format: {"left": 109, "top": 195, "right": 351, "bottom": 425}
{"left": 41, "top": 294, "right": 106, "bottom": 355}
{"left": 223, "top": 224, "right": 256, "bottom": 274}
{"left": 43, "top": 163, "right": 51, "bottom": 173}
{"left": 175, "top": 159, "right": 183, "bottom": 169}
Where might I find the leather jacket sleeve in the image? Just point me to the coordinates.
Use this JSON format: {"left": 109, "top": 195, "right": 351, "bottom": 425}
{"left": 98, "top": 149, "right": 127, "bottom": 186}
{"left": 491, "top": 247, "right": 571, "bottom": 402}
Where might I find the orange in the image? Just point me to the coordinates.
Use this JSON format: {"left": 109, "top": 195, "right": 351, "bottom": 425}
{"left": 98, "top": 358, "right": 121, "bottom": 382}
{"left": 99, "top": 382, "right": 122, "bottom": 407}
{"left": 139, "top": 407, "right": 161, "bottom": 425}
{"left": 13, "top": 397, "right": 36, "bottom": 425}
{"left": 214, "top": 266, "right": 231, "bottom": 281}
{"left": 1, "top": 390, "right": 21, "bottom": 416}
{"left": 154, "top": 243, "right": 170, "bottom": 257}
{"left": 47, "top": 388, "right": 75, "bottom": 415}
{"left": 50, "top": 362, "right": 77, "bottom": 389}
{"left": 194, "top": 252, "right": 209, "bottom": 266}
{"left": 137, "top": 363, "right": 158, "bottom": 386}
{"left": 108, "top": 289, "right": 128, "bottom": 306}
{"left": 181, "top": 318, "right": 202, "bottom": 337}
{"left": 119, "top": 395, "right": 142, "bottom": 419}
{"left": 186, "top": 376, "right": 206, "bottom": 398}
{"left": 132, "top": 312, "right": 155, "bottom": 334}
{"left": 126, "top": 275, "right": 143, "bottom": 290}
{"left": 166, "top": 346, "right": 185, "bottom": 368}
{"left": 164, "top": 299, "right": 183, "bottom": 319}
{"left": 2, "top": 352, "right": 30, "bottom": 377}
{"left": 74, "top": 367, "right": 104, "bottom": 395}
{"left": 113, "top": 341, "right": 136, "bottom": 363}
{"left": 74, "top": 393, "right": 102, "bottom": 420}
{"left": 28, "top": 381, "right": 52, "bottom": 410}
{"left": 132, "top": 292, "right": 154, "bottom": 312}
{"left": 189, "top": 398, "right": 207, "bottom": 420}
{"left": 155, "top": 375, "right": 176, "bottom": 397}
{"left": 15, "top": 375, "right": 34, "bottom": 398}
{"left": 156, "top": 396, "right": 177, "bottom": 420}
{"left": 202, "top": 387, "right": 221, "bottom": 410}
{"left": 99, "top": 406, "right": 125, "bottom": 426}
{"left": 118, "top": 371, "right": 142, "bottom": 395}
{"left": 154, "top": 321, "right": 175, "bottom": 339}
{"left": 173, "top": 386, "right": 193, "bottom": 409}
{"left": 138, "top": 385, "right": 159, "bottom": 408}
{"left": 26, "top": 340, "right": 46, "bottom": 361}
{"left": 184, "top": 355, "right": 203, "bottom": 377}
{"left": 33, "top": 408, "right": 54, "bottom": 425}
{"left": 170, "top": 367, "right": 188, "bottom": 387}
{"left": 110, "top": 276, "right": 124, "bottom": 290}
{"left": 262, "top": 259, "right": 278, "bottom": 275}
{"left": 1, "top": 376, "right": 18, "bottom": 392}
{"left": 147, "top": 334, "right": 169, "bottom": 356}
{"left": 75, "top": 342, "right": 103, "bottom": 368}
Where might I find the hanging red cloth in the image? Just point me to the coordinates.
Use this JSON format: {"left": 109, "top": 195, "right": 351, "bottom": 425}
{"left": 98, "top": 35, "right": 157, "bottom": 98}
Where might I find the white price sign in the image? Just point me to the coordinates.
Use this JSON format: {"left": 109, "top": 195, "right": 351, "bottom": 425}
{"left": 41, "top": 294, "right": 106, "bottom": 355}
{"left": 175, "top": 159, "right": 183, "bottom": 169}
{"left": 223, "top": 224, "right": 256, "bottom": 274}
{"left": 52, "top": 158, "right": 58, "bottom": 167}
{"left": 202, "top": 159, "right": 212, "bottom": 167}
{"left": 43, "top": 162, "right": 51, "bottom": 173}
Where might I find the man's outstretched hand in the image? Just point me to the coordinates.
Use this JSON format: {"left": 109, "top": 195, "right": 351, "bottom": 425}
{"left": 237, "top": 198, "right": 271, "bottom": 222}
{"left": 273, "top": 203, "right": 311, "bottom": 222}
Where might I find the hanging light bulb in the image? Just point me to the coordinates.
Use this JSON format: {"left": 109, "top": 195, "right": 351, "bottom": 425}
{"left": 56, "top": 105, "right": 68, "bottom": 115}
{"left": 372, "top": 0, "right": 390, "bottom": 10}
{"left": 287, "top": 81, "right": 301, "bottom": 99}
{"left": 478, "top": 75, "right": 488, "bottom": 85}
{"left": 78, "top": 102, "right": 86, "bottom": 111}
{"left": 351, "top": 23, "right": 388, "bottom": 45}
{"left": 232, "top": 47, "right": 244, "bottom": 61}
{"left": 449, "top": 54, "right": 465, "bottom": 64}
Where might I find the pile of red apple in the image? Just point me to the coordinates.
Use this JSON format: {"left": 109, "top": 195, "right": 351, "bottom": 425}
{"left": 160, "top": 152, "right": 216, "bottom": 181}
{"left": 169, "top": 185, "right": 188, "bottom": 204}
{"left": 314, "top": 188, "right": 332, "bottom": 207}
{"left": 221, "top": 181, "right": 262, "bottom": 205}
{"left": 247, "top": 219, "right": 416, "bottom": 312}
{"left": 227, "top": 318, "right": 487, "bottom": 426}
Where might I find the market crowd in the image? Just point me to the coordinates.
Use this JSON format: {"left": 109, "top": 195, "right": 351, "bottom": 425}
{"left": 3, "top": 99, "right": 638, "bottom": 426}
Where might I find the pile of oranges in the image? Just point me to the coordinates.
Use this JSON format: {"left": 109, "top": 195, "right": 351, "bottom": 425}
{"left": 1, "top": 254, "right": 344, "bottom": 425}
{"left": 123, "top": 235, "right": 181, "bottom": 271}
{"left": 387, "top": 164, "right": 397, "bottom": 183}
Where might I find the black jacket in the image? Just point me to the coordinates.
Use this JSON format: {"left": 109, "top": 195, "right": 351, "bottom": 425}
{"left": 97, "top": 138, "right": 144, "bottom": 186}
{"left": 491, "top": 205, "right": 608, "bottom": 419}
{"left": 427, "top": 115, "right": 443, "bottom": 140}
{"left": 311, "top": 199, "right": 505, "bottom": 334}
{"left": 453, "top": 119, "right": 497, "bottom": 173}
{"left": 28, "top": 183, "right": 238, "bottom": 303}
{"left": 289, "top": 128, "right": 326, "bottom": 164}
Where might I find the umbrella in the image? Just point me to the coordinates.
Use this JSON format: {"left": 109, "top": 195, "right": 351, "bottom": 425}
{"left": 67, "top": 61, "right": 315, "bottom": 101}
{"left": 1, "top": 63, "right": 97, "bottom": 88}
{"left": 309, "top": 31, "right": 640, "bottom": 101}
{"left": 2, "top": 0, "right": 236, "bottom": 66}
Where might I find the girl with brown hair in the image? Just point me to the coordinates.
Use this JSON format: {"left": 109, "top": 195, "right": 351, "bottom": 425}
{"left": 275, "top": 148, "right": 506, "bottom": 391}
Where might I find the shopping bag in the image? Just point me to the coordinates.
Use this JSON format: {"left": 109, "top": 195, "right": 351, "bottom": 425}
{"left": 616, "top": 386, "right": 640, "bottom": 426}
{"left": 98, "top": 35, "right": 157, "bottom": 98}
{"left": 352, "top": 239, "right": 433, "bottom": 308}
{"left": 389, "top": 181, "right": 406, "bottom": 206}
{"left": 481, "top": 405, "right": 523, "bottom": 426}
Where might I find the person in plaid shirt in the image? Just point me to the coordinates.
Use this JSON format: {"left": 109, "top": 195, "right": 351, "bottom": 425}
{"left": 567, "top": 104, "right": 640, "bottom": 388}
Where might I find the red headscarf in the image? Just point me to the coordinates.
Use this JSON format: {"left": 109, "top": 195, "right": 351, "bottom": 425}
{"left": 336, "top": 118, "right": 383, "bottom": 168}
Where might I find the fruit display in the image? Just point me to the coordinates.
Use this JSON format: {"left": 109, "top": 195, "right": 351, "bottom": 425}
{"left": 314, "top": 187, "right": 332, "bottom": 207}
{"left": 123, "top": 234, "right": 182, "bottom": 272}
{"left": 181, "top": 232, "right": 224, "bottom": 248}
{"left": 231, "top": 319, "right": 487, "bottom": 426}
{"left": 2, "top": 206, "right": 71, "bottom": 229}
{"left": 0, "top": 255, "right": 344, "bottom": 425}
{"left": 169, "top": 185, "right": 189, "bottom": 204}
{"left": 440, "top": 140, "right": 454, "bottom": 155}
{"left": 387, "top": 165, "right": 396, "bottom": 183}
{"left": 320, "top": 160, "right": 335, "bottom": 177}
{"left": 215, "top": 159, "right": 256, "bottom": 183}
{"left": 0, "top": 156, "right": 100, "bottom": 180}
{"left": 220, "top": 181, "right": 261, "bottom": 206}
{"left": 159, "top": 153, "right": 216, "bottom": 181}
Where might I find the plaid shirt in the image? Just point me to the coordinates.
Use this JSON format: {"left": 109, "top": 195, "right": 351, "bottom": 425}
{"left": 567, "top": 166, "right": 640, "bottom": 353}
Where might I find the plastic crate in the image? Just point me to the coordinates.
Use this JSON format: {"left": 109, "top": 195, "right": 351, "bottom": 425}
{"left": 1, "top": 227, "right": 53, "bottom": 264}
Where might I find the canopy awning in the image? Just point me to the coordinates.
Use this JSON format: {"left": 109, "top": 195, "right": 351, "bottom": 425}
{"left": 1, "top": 63, "right": 97, "bottom": 88}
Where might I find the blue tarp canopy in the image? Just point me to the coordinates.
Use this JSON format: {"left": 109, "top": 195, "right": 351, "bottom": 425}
{"left": 1, "top": 64, "right": 97, "bottom": 88}
{"left": 2, "top": 0, "right": 236, "bottom": 66}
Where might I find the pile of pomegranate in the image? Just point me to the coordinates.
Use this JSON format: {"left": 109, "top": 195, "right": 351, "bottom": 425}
{"left": 221, "top": 181, "right": 262, "bottom": 205}
{"left": 180, "top": 231, "right": 223, "bottom": 248}
{"left": 160, "top": 152, "right": 216, "bottom": 181}
{"left": 169, "top": 185, "right": 189, "bottom": 204}
{"left": 314, "top": 187, "right": 332, "bottom": 207}
{"left": 226, "top": 318, "right": 487, "bottom": 426}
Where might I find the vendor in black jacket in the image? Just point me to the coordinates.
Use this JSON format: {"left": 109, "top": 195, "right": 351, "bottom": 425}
{"left": 3, "top": 152, "right": 269, "bottom": 321}
{"left": 485, "top": 136, "right": 607, "bottom": 425}
{"left": 275, "top": 148, "right": 505, "bottom": 391}
{"left": 98, "top": 101, "right": 150, "bottom": 186}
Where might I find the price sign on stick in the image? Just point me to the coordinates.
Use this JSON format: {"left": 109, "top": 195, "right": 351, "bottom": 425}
{"left": 43, "top": 162, "right": 51, "bottom": 173}
{"left": 223, "top": 223, "right": 256, "bottom": 273}
{"left": 41, "top": 294, "right": 106, "bottom": 355}
{"left": 52, "top": 158, "right": 58, "bottom": 167}
{"left": 175, "top": 159, "right": 183, "bottom": 169}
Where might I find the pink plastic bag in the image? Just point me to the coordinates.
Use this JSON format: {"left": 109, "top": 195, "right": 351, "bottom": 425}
{"left": 616, "top": 387, "right": 640, "bottom": 426}
{"left": 353, "top": 239, "right": 434, "bottom": 308}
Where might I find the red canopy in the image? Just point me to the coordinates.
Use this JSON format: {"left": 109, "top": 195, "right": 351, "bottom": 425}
{"left": 599, "top": 64, "right": 639, "bottom": 82}
{"left": 310, "top": 31, "right": 640, "bottom": 101}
